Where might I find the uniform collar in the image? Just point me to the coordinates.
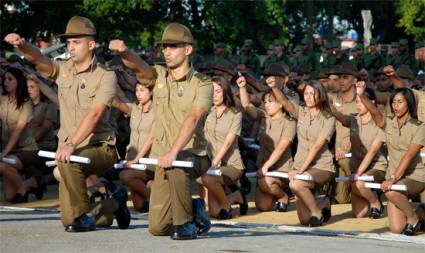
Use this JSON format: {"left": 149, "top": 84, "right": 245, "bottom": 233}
{"left": 165, "top": 65, "right": 195, "bottom": 82}
{"left": 391, "top": 114, "right": 411, "bottom": 129}
{"left": 73, "top": 54, "right": 98, "bottom": 74}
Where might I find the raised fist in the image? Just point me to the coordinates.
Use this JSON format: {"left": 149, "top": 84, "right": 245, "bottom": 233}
{"left": 355, "top": 81, "right": 366, "bottom": 95}
{"left": 265, "top": 76, "right": 277, "bottom": 88}
{"left": 236, "top": 76, "right": 247, "bottom": 88}
{"left": 4, "top": 33, "right": 23, "bottom": 47}
{"left": 108, "top": 39, "right": 128, "bottom": 53}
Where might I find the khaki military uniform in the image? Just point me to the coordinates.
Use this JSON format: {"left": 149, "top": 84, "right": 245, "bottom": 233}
{"left": 348, "top": 114, "right": 387, "bottom": 181}
{"left": 293, "top": 106, "right": 336, "bottom": 186}
{"left": 256, "top": 110, "right": 296, "bottom": 173}
{"left": 30, "top": 101, "right": 58, "bottom": 151}
{"left": 125, "top": 102, "right": 154, "bottom": 160}
{"left": 382, "top": 117, "right": 425, "bottom": 197}
{"left": 46, "top": 57, "right": 118, "bottom": 226}
{"left": 329, "top": 92, "right": 357, "bottom": 203}
{"left": 204, "top": 106, "right": 244, "bottom": 185}
{"left": 0, "top": 97, "right": 38, "bottom": 167}
{"left": 148, "top": 65, "right": 213, "bottom": 235}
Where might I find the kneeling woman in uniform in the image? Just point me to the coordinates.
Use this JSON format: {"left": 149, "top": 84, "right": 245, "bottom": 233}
{"left": 200, "top": 76, "right": 247, "bottom": 219}
{"left": 237, "top": 75, "right": 296, "bottom": 212}
{"left": 331, "top": 87, "right": 387, "bottom": 218}
{"left": 0, "top": 67, "right": 38, "bottom": 203}
{"left": 358, "top": 83, "right": 425, "bottom": 236}
{"left": 113, "top": 83, "right": 154, "bottom": 213}
{"left": 271, "top": 80, "right": 335, "bottom": 227}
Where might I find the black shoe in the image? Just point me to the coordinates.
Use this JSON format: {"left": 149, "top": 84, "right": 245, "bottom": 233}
{"left": 170, "top": 222, "right": 197, "bottom": 240}
{"left": 239, "top": 191, "right": 248, "bottom": 215}
{"left": 274, "top": 201, "right": 288, "bottom": 212}
{"left": 369, "top": 206, "right": 384, "bottom": 219}
{"left": 65, "top": 214, "right": 95, "bottom": 232}
{"left": 308, "top": 216, "right": 324, "bottom": 227}
{"left": 9, "top": 193, "right": 28, "bottom": 204}
{"left": 322, "top": 207, "right": 331, "bottom": 222}
{"left": 239, "top": 173, "right": 251, "bottom": 195}
{"left": 112, "top": 187, "right": 131, "bottom": 229}
{"left": 192, "top": 198, "right": 211, "bottom": 235}
{"left": 403, "top": 220, "right": 423, "bottom": 236}
{"left": 218, "top": 209, "right": 232, "bottom": 220}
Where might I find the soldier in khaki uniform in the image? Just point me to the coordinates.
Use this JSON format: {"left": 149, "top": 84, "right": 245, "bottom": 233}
{"left": 4, "top": 16, "right": 130, "bottom": 232}
{"left": 358, "top": 83, "right": 425, "bottom": 236}
{"left": 237, "top": 75, "right": 296, "bottom": 212}
{"left": 330, "top": 87, "right": 388, "bottom": 219}
{"left": 112, "top": 83, "right": 155, "bottom": 213}
{"left": 0, "top": 67, "right": 38, "bottom": 203}
{"left": 270, "top": 80, "right": 336, "bottom": 227}
{"left": 328, "top": 63, "right": 359, "bottom": 204}
{"left": 200, "top": 76, "right": 247, "bottom": 219}
{"left": 109, "top": 23, "right": 213, "bottom": 240}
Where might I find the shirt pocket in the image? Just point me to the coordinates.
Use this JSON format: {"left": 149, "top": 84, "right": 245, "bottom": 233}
{"left": 78, "top": 84, "right": 97, "bottom": 109}
{"left": 59, "top": 83, "right": 72, "bottom": 100}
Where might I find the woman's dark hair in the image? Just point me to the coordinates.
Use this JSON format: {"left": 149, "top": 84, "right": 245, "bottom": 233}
{"left": 212, "top": 75, "right": 235, "bottom": 107}
{"left": 261, "top": 88, "right": 286, "bottom": 113}
{"left": 305, "top": 80, "right": 331, "bottom": 112}
{"left": 1, "top": 67, "right": 29, "bottom": 110}
{"left": 389, "top": 87, "right": 417, "bottom": 119}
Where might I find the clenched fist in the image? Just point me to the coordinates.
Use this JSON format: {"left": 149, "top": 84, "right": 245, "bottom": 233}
{"left": 108, "top": 39, "right": 128, "bottom": 53}
{"left": 236, "top": 76, "right": 247, "bottom": 88}
{"left": 4, "top": 33, "right": 23, "bottom": 47}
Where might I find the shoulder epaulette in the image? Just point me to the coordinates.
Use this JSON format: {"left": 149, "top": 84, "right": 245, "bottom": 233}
{"left": 409, "top": 118, "right": 423, "bottom": 126}
{"left": 284, "top": 113, "right": 295, "bottom": 121}
{"left": 386, "top": 115, "right": 395, "bottom": 120}
{"left": 350, "top": 113, "right": 359, "bottom": 116}
{"left": 230, "top": 106, "right": 240, "bottom": 114}
{"left": 194, "top": 72, "right": 210, "bottom": 82}
{"left": 321, "top": 110, "right": 333, "bottom": 119}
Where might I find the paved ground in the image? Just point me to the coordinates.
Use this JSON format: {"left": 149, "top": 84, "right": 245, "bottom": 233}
{"left": 0, "top": 208, "right": 424, "bottom": 253}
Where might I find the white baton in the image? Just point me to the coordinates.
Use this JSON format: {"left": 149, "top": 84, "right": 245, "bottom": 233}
{"left": 45, "top": 161, "right": 57, "bottom": 167}
{"left": 206, "top": 168, "right": 222, "bottom": 176}
{"left": 364, "top": 182, "right": 407, "bottom": 191}
{"left": 344, "top": 153, "right": 352, "bottom": 158}
{"left": 138, "top": 158, "right": 193, "bottom": 168}
{"left": 38, "top": 150, "right": 91, "bottom": 164}
{"left": 1, "top": 157, "right": 17, "bottom": 165}
{"left": 335, "top": 175, "right": 374, "bottom": 182}
{"left": 114, "top": 163, "right": 147, "bottom": 171}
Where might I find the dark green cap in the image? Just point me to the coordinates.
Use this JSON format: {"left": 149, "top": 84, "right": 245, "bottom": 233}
{"left": 399, "top": 39, "right": 408, "bottom": 46}
{"left": 262, "top": 62, "right": 289, "bottom": 77}
{"left": 396, "top": 65, "right": 414, "bottom": 80}
{"left": 214, "top": 42, "right": 225, "bottom": 49}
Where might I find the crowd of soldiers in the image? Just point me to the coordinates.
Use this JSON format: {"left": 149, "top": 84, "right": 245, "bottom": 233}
{"left": 1, "top": 16, "right": 425, "bottom": 240}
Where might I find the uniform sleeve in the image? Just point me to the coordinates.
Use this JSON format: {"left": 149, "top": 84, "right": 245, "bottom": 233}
{"left": 375, "top": 127, "right": 386, "bottom": 143}
{"left": 44, "top": 102, "right": 58, "bottom": 123}
{"left": 93, "top": 71, "right": 117, "bottom": 107}
{"left": 281, "top": 118, "right": 296, "bottom": 142}
{"left": 193, "top": 79, "right": 213, "bottom": 112}
{"left": 412, "top": 124, "right": 425, "bottom": 147}
{"left": 124, "top": 103, "right": 135, "bottom": 115}
{"left": 319, "top": 116, "right": 336, "bottom": 141}
{"left": 45, "top": 60, "right": 64, "bottom": 81}
{"left": 228, "top": 111, "right": 242, "bottom": 136}
{"left": 17, "top": 101, "right": 33, "bottom": 123}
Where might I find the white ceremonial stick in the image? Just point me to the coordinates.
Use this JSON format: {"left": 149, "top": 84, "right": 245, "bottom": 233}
{"left": 38, "top": 150, "right": 91, "bottom": 164}
{"left": 364, "top": 182, "right": 407, "bottom": 191}
{"left": 45, "top": 161, "right": 57, "bottom": 167}
{"left": 344, "top": 153, "right": 352, "bottom": 158}
{"left": 206, "top": 168, "right": 222, "bottom": 176}
{"left": 138, "top": 158, "right": 193, "bottom": 168}
{"left": 113, "top": 163, "right": 147, "bottom": 171}
{"left": 1, "top": 157, "right": 16, "bottom": 165}
{"left": 335, "top": 175, "right": 374, "bottom": 182}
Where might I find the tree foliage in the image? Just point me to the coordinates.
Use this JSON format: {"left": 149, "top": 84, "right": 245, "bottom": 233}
{"left": 395, "top": 0, "right": 425, "bottom": 42}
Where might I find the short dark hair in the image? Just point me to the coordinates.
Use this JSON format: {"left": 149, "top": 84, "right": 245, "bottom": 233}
{"left": 390, "top": 87, "right": 417, "bottom": 119}
{"left": 305, "top": 80, "right": 331, "bottom": 112}
{"left": 212, "top": 75, "right": 234, "bottom": 107}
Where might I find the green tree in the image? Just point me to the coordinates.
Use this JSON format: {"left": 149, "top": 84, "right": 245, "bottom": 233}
{"left": 395, "top": 0, "right": 425, "bottom": 42}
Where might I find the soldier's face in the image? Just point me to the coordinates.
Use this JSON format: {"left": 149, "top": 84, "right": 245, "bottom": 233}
{"left": 66, "top": 37, "right": 95, "bottom": 64}
{"left": 340, "top": 74, "right": 355, "bottom": 92}
{"left": 27, "top": 79, "right": 40, "bottom": 101}
{"left": 3, "top": 72, "right": 17, "bottom": 94}
{"left": 376, "top": 74, "right": 391, "bottom": 92}
{"left": 264, "top": 93, "right": 282, "bottom": 116}
{"left": 304, "top": 85, "right": 318, "bottom": 108}
{"left": 135, "top": 84, "right": 152, "bottom": 105}
{"left": 392, "top": 93, "right": 409, "bottom": 118}
{"left": 213, "top": 82, "right": 224, "bottom": 106}
{"left": 162, "top": 43, "right": 192, "bottom": 69}
{"left": 328, "top": 74, "right": 340, "bottom": 92}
